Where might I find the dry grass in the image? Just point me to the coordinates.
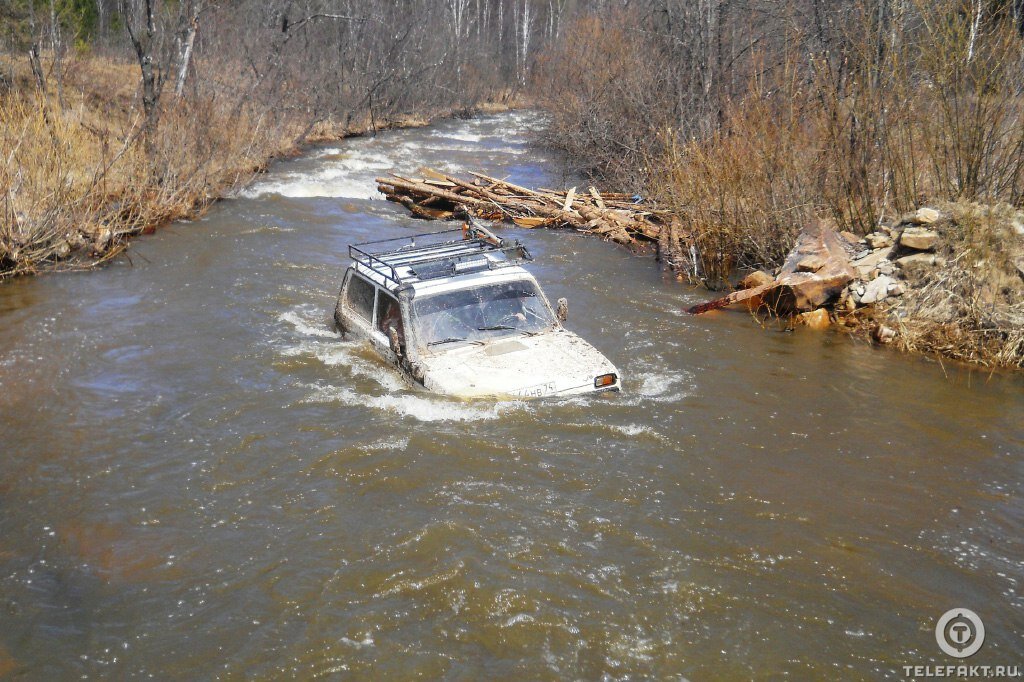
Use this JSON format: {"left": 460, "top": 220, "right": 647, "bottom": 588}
{"left": 889, "top": 203, "right": 1024, "bottom": 368}
{"left": 0, "top": 53, "right": 517, "bottom": 279}
{"left": 533, "top": 1, "right": 1024, "bottom": 367}
{"left": 1, "top": 54, "right": 308, "bottom": 276}
{"left": 532, "top": 14, "right": 673, "bottom": 190}
{"left": 651, "top": 76, "right": 821, "bottom": 288}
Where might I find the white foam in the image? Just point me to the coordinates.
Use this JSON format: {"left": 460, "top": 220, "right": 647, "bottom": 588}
{"left": 637, "top": 373, "right": 677, "bottom": 397}
{"left": 344, "top": 356, "right": 407, "bottom": 392}
{"left": 364, "top": 436, "right": 410, "bottom": 451}
{"left": 280, "top": 337, "right": 407, "bottom": 393}
{"left": 434, "top": 131, "right": 483, "bottom": 142}
{"left": 243, "top": 148, "right": 395, "bottom": 199}
{"left": 302, "top": 383, "right": 529, "bottom": 422}
{"left": 278, "top": 310, "right": 336, "bottom": 338}
{"left": 238, "top": 225, "right": 296, "bottom": 235}
{"left": 633, "top": 371, "right": 692, "bottom": 403}
{"left": 340, "top": 635, "right": 374, "bottom": 648}
{"left": 611, "top": 423, "right": 657, "bottom": 437}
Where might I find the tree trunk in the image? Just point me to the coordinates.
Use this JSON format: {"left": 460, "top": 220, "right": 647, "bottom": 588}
{"left": 123, "top": 0, "right": 162, "bottom": 155}
{"left": 175, "top": 9, "right": 200, "bottom": 98}
{"left": 49, "top": 0, "right": 65, "bottom": 111}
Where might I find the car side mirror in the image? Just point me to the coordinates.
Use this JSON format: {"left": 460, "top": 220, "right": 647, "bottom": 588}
{"left": 387, "top": 325, "right": 403, "bottom": 357}
{"left": 556, "top": 298, "right": 568, "bottom": 322}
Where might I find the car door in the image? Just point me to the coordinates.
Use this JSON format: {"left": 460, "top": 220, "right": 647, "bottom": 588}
{"left": 370, "top": 289, "right": 406, "bottom": 364}
{"left": 338, "top": 270, "right": 376, "bottom": 339}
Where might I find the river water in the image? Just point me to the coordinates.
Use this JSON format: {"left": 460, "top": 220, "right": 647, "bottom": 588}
{"left": 0, "top": 111, "right": 1022, "bottom": 679}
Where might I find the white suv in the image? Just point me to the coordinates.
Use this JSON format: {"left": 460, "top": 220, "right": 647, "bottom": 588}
{"left": 333, "top": 224, "right": 620, "bottom": 398}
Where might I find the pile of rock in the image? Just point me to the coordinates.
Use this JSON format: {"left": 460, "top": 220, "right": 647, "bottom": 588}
{"left": 691, "top": 202, "right": 1023, "bottom": 367}
{"left": 836, "top": 207, "right": 947, "bottom": 316}
{"left": 689, "top": 207, "right": 954, "bottom": 342}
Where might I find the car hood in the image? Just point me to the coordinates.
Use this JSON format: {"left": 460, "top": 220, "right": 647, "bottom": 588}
{"left": 417, "top": 328, "right": 618, "bottom": 398}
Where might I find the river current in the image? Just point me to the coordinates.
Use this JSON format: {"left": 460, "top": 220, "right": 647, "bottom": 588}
{"left": 0, "top": 111, "right": 1021, "bottom": 679}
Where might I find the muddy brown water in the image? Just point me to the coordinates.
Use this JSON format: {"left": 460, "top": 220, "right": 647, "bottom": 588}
{"left": 0, "top": 112, "right": 1022, "bottom": 679}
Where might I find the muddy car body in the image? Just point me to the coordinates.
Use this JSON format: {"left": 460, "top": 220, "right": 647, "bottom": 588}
{"left": 333, "top": 225, "right": 619, "bottom": 398}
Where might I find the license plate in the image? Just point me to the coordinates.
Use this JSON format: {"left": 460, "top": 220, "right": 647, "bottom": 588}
{"left": 514, "top": 381, "right": 556, "bottom": 398}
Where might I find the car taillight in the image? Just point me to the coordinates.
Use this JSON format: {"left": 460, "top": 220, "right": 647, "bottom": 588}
{"left": 594, "top": 373, "right": 617, "bottom": 388}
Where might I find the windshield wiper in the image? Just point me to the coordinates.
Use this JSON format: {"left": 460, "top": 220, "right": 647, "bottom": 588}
{"left": 428, "top": 337, "right": 467, "bottom": 346}
{"left": 477, "top": 325, "right": 516, "bottom": 331}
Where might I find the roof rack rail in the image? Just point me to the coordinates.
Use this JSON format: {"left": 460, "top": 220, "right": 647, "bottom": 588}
{"left": 348, "top": 224, "right": 532, "bottom": 287}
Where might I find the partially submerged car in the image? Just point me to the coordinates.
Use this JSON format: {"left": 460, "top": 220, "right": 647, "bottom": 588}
{"left": 333, "top": 223, "right": 620, "bottom": 398}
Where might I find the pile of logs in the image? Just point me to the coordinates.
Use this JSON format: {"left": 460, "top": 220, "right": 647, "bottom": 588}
{"left": 376, "top": 169, "right": 672, "bottom": 247}
{"left": 378, "top": 170, "right": 860, "bottom": 321}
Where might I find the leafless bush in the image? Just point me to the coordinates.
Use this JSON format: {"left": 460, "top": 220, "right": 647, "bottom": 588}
{"left": 1, "top": 0, "right": 573, "bottom": 277}
{"left": 535, "top": 0, "right": 1024, "bottom": 294}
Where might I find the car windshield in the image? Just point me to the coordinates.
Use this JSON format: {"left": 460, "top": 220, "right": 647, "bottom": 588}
{"left": 412, "top": 279, "right": 557, "bottom": 348}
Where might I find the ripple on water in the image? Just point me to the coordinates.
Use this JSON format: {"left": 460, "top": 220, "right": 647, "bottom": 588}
{"left": 3, "top": 109, "right": 1002, "bottom": 679}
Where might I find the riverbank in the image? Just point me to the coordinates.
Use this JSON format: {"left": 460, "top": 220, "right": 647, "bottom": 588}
{"left": 529, "top": 5, "right": 1024, "bottom": 371}
{"left": 686, "top": 205, "right": 1024, "bottom": 371}
{"left": 837, "top": 203, "right": 1024, "bottom": 369}
{"left": 0, "top": 54, "right": 521, "bottom": 279}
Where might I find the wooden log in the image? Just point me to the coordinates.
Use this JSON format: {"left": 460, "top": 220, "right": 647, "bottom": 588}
{"left": 687, "top": 283, "right": 774, "bottom": 315}
{"left": 512, "top": 216, "right": 550, "bottom": 228}
{"left": 687, "top": 221, "right": 855, "bottom": 315}
{"left": 375, "top": 176, "right": 490, "bottom": 208}
{"left": 442, "top": 174, "right": 591, "bottom": 229}
{"left": 563, "top": 187, "right": 577, "bottom": 212}
{"left": 395, "top": 195, "right": 454, "bottom": 220}
{"left": 382, "top": 169, "right": 665, "bottom": 248}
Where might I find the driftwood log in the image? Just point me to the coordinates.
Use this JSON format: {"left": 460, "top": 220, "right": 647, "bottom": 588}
{"left": 376, "top": 169, "right": 671, "bottom": 247}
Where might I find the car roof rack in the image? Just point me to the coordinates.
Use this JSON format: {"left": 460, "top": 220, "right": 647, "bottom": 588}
{"left": 349, "top": 224, "right": 533, "bottom": 287}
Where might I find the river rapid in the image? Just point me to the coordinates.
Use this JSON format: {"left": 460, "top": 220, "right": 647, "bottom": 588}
{"left": 0, "top": 111, "right": 1022, "bottom": 679}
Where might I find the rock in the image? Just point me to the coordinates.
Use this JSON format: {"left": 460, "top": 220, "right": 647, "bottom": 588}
{"left": 797, "top": 308, "right": 831, "bottom": 330}
{"left": 870, "top": 264, "right": 894, "bottom": 279}
{"left": 873, "top": 324, "right": 897, "bottom": 344}
{"left": 837, "top": 287, "right": 857, "bottom": 312}
{"left": 907, "top": 207, "right": 941, "bottom": 225}
{"left": 840, "top": 230, "right": 863, "bottom": 246}
{"left": 887, "top": 281, "right": 905, "bottom": 296}
{"left": 865, "top": 232, "right": 893, "bottom": 249}
{"left": 852, "top": 247, "right": 894, "bottom": 279}
{"left": 900, "top": 227, "right": 940, "bottom": 251}
{"left": 93, "top": 228, "right": 112, "bottom": 253}
{"left": 738, "top": 270, "right": 774, "bottom": 290}
{"left": 1013, "top": 218, "right": 1024, "bottom": 236}
{"left": 896, "top": 253, "right": 945, "bottom": 268}
{"left": 54, "top": 240, "right": 71, "bottom": 259}
{"left": 68, "top": 232, "right": 87, "bottom": 250}
{"left": 689, "top": 221, "right": 855, "bottom": 315}
{"left": 796, "top": 255, "right": 827, "bottom": 273}
{"left": 860, "top": 274, "right": 895, "bottom": 304}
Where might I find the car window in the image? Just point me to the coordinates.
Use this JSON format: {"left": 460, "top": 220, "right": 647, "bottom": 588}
{"left": 345, "top": 273, "right": 375, "bottom": 321}
{"left": 376, "top": 291, "right": 405, "bottom": 346}
{"left": 412, "top": 280, "right": 556, "bottom": 348}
